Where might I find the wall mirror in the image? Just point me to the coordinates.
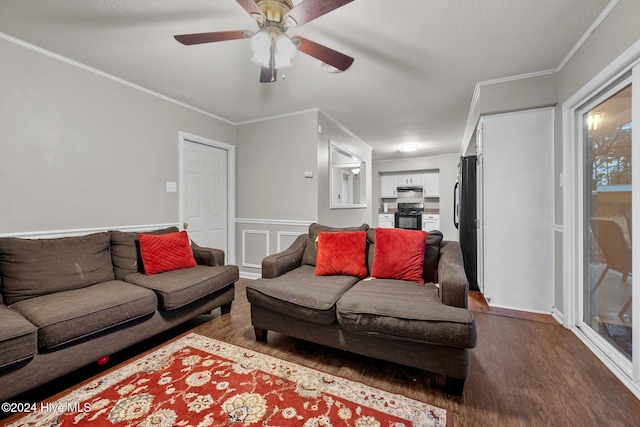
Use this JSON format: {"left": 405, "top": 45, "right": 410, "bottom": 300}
{"left": 330, "top": 142, "right": 367, "bottom": 209}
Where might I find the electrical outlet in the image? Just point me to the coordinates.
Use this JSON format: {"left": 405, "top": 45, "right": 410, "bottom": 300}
{"left": 166, "top": 182, "right": 177, "bottom": 192}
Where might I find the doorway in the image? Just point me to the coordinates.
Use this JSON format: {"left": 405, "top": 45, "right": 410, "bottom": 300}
{"left": 179, "top": 132, "right": 235, "bottom": 264}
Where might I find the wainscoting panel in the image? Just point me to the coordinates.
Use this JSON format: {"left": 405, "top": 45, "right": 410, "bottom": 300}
{"left": 235, "top": 219, "right": 314, "bottom": 279}
{"left": 241, "top": 230, "right": 270, "bottom": 269}
{"left": 277, "top": 231, "right": 303, "bottom": 253}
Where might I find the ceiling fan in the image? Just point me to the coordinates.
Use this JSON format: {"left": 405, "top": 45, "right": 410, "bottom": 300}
{"left": 174, "top": 0, "right": 355, "bottom": 83}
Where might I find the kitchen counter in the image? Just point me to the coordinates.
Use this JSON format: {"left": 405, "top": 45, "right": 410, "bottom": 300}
{"left": 378, "top": 209, "right": 440, "bottom": 214}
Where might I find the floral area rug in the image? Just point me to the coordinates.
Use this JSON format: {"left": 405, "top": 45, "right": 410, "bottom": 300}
{"left": 7, "top": 333, "right": 448, "bottom": 427}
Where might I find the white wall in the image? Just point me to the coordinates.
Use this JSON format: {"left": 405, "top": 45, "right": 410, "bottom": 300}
{"left": 0, "top": 37, "right": 235, "bottom": 234}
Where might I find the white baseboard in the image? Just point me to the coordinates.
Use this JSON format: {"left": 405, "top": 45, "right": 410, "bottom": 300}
{"left": 240, "top": 271, "right": 261, "bottom": 280}
{"left": 552, "top": 307, "right": 565, "bottom": 326}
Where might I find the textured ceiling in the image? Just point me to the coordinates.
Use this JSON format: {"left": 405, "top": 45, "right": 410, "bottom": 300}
{"left": 0, "top": 0, "right": 611, "bottom": 160}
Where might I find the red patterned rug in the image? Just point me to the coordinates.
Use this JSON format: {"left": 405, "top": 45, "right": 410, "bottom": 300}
{"left": 6, "top": 334, "right": 448, "bottom": 426}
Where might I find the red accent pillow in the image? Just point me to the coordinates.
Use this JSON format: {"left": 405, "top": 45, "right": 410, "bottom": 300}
{"left": 371, "top": 228, "right": 427, "bottom": 284}
{"left": 315, "top": 231, "right": 368, "bottom": 279}
{"left": 138, "top": 231, "right": 197, "bottom": 275}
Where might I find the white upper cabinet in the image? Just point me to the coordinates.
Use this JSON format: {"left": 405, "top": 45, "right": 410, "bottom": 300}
{"left": 396, "top": 173, "right": 422, "bottom": 186}
{"left": 422, "top": 171, "right": 439, "bottom": 197}
{"left": 380, "top": 174, "right": 397, "bottom": 198}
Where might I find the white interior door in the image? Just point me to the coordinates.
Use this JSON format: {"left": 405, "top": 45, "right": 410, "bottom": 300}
{"left": 480, "top": 108, "right": 554, "bottom": 313}
{"left": 183, "top": 140, "right": 228, "bottom": 252}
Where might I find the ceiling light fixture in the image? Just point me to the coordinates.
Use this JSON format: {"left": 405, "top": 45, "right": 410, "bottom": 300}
{"left": 249, "top": 27, "right": 297, "bottom": 69}
{"left": 400, "top": 144, "right": 418, "bottom": 153}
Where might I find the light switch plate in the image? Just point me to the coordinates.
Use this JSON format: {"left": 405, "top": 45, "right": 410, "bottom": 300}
{"left": 304, "top": 171, "right": 313, "bottom": 178}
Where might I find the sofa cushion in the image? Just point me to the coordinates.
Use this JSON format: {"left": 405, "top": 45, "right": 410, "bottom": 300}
{"left": 0, "top": 305, "right": 38, "bottom": 369}
{"left": 124, "top": 265, "right": 239, "bottom": 310}
{"left": 10, "top": 281, "right": 157, "bottom": 350}
{"left": 138, "top": 231, "right": 197, "bottom": 275}
{"left": 302, "top": 223, "right": 369, "bottom": 266}
{"left": 0, "top": 233, "right": 115, "bottom": 305}
{"left": 370, "top": 228, "right": 427, "bottom": 284}
{"left": 315, "top": 231, "right": 368, "bottom": 279}
{"left": 246, "top": 265, "right": 359, "bottom": 325}
{"left": 336, "top": 279, "right": 476, "bottom": 349}
{"left": 109, "top": 226, "right": 179, "bottom": 280}
{"left": 423, "top": 230, "right": 443, "bottom": 283}
{"left": 366, "top": 229, "right": 443, "bottom": 284}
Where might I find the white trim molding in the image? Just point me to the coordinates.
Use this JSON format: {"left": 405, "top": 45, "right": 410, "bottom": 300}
{"left": 241, "top": 229, "right": 270, "bottom": 269}
{"left": 235, "top": 218, "right": 315, "bottom": 227}
{"left": 0, "top": 223, "right": 179, "bottom": 239}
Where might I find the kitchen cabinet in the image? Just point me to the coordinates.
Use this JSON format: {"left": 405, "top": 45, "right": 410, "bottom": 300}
{"left": 380, "top": 174, "right": 397, "bottom": 198}
{"left": 422, "top": 171, "right": 439, "bottom": 197}
{"left": 422, "top": 214, "right": 440, "bottom": 231}
{"left": 396, "top": 173, "right": 422, "bottom": 186}
{"left": 379, "top": 214, "right": 395, "bottom": 228}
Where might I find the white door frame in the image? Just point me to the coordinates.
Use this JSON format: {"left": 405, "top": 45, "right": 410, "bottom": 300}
{"left": 562, "top": 42, "right": 640, "bottom": 397}
{"left": 178, "top": 131, "right": 235, "bottom": 265}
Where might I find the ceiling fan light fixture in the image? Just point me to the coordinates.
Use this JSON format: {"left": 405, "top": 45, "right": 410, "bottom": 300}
{"left": 249, "top": 30, "right": 272, "bottom": 67}
{"left": 274, "top": 34, "right": 296, "bottom": 68}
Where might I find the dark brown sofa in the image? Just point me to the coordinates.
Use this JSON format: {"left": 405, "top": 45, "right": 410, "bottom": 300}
{"left": 246, "top": 224, "right": 477, "bottom": 394}
{"left": 0, "top": 227, "right": 238, "bottom": 402}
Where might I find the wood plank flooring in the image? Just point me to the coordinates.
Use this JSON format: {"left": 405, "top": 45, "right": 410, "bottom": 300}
{"left": 3, "top": 279, "right": 640, "bottom": 426}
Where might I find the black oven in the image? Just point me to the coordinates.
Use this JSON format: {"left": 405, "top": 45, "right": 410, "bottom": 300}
{"left": 394, "top": 202, "right": 423, "bottom": 230}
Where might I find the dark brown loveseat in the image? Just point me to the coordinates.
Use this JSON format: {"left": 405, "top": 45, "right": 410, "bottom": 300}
{"left": 0, "top": 227, "right": 238, "bottom": 403}
{"left": 246, "top": 224, "right": 477, "bottom": 394}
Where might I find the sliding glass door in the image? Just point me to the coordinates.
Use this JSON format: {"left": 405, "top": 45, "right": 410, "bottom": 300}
{"left": 582, "top": 81, "right": 633, "bottom": 361}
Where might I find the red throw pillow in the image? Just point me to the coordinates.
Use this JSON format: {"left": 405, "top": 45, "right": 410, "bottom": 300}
{"left": 371, "top": 228, "right": 427, "bottom": 284}
{"left": 138, "top": 231, "right": 197, "bottom": 275}
{"left": 315, "top": 231, "right": 368, "bottom": 279}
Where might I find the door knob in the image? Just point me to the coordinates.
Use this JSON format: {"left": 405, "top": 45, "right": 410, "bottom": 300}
{"left": 183, "top": 223, "right": 189, "bottom": 229}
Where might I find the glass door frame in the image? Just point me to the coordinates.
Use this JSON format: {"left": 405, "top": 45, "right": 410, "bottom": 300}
{"left": 576, "top": 75, "right": 634, "bottom": 377}
{"left": 563, "top": 56, "right": 640, "bottom": 395}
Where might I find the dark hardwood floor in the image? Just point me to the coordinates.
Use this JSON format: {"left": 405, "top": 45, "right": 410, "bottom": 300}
{"left": 3, "top": 279, "right": 640, "bottom": 426}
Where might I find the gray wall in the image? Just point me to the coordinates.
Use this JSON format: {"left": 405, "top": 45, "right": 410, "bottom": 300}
{"left": 234, "top": 111, "right": 319, "bottom": 277}
{"left": 554, "top": 0, "right": 640, "bottom": 316}
{"left": 235, "top": 112, "right": 318, "bottom": 222}
{"left": 0, "top": 37, "right": 235, "bottom": 234}
{"left": 316, "top": 112, "right": 373, "bottom": 227}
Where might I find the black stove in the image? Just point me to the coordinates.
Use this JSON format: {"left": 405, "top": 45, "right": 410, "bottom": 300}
{"left": 394, "top": 202, "right": 423, "bottom": 230}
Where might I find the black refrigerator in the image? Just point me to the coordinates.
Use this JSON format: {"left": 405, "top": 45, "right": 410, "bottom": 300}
{"left": 454, "top": 156, "right": 478, "bottom": 291}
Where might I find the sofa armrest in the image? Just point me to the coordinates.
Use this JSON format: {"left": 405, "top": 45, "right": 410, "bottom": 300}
{"left": 262, "top": 234, "right": 308, "bottom": 279}
{"left": 437, "top": 240, "right": 469, "bottom": 309}
{"left": 191, "top": 242, "right": 225, "bottom": 267}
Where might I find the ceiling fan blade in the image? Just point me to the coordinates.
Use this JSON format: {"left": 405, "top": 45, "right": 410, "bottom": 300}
{"left": 293, "top": 36, "right": 354, "bottom": 71}
{"left": 174, "top": 30, "right": 248, "bottom": 45}
{"left": 236, "top": 0, "right": 265, "bottom": 19}
{"left": 284, "top": 0, "right": 353, "bottom": 26}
